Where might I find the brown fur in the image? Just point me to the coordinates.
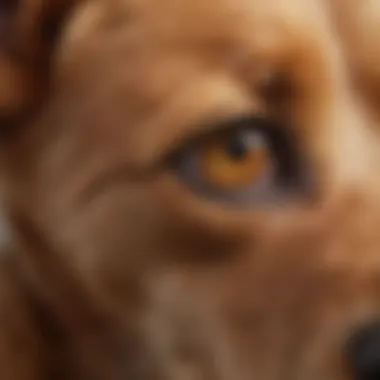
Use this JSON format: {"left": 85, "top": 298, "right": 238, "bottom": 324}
{"left": 1, "top": 0, "right": 380, "bottom": 379}
{"left": 326, "top": 0, "right": 380, "bottom": 120}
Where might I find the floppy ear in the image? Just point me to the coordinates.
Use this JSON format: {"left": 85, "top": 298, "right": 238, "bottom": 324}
{"left": 0, "top": 0, "right": 78, "bottom": 127}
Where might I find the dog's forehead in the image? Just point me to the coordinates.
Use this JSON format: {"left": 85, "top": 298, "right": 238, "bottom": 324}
{"left": 53, "top": 0, "right": 336, "bottom": 113}
{"left": 61, "top": 0, "right": 329, "bottom": 60}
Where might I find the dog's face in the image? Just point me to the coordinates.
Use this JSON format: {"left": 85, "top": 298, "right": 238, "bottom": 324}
{"left": 2, "top": 0, "right": 380, "bottom": 379}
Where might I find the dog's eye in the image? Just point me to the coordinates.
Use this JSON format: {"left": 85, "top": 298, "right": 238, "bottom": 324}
{"left": 198, "top": 128, "right": 270, "bottom": 189}
{"left": 170, "top": 116, "right": 304, "bottom": 206}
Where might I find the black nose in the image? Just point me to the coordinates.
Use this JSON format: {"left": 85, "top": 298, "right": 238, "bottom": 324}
{"left": 347, "top": 320, "right": 380, "bottom": 380}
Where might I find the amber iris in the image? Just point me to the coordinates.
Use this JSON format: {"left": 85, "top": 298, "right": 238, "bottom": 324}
{"left": 199, "top": 129, "right": 270, "bottom": 189}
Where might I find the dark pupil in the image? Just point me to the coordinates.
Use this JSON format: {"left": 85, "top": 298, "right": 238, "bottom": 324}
{"left": 226, "top": 131, "right": 250, "bottom": 161}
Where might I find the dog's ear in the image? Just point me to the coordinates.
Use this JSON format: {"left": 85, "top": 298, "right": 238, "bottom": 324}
{"left": 0, "top": 0, "right": 78, "bottom": 127}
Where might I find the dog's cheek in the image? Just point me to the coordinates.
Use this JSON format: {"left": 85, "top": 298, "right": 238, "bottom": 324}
{"left": 51, "top": 176, "right": 250, "bottom": 312}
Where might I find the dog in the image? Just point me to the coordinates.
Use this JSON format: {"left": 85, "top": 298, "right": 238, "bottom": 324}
{"left": 1, "top": 0, "right": 380, "bottom": 379}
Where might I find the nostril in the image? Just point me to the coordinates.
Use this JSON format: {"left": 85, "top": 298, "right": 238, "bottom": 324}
{"left": 347, "top": 321, "right": 380, "bottom": 380}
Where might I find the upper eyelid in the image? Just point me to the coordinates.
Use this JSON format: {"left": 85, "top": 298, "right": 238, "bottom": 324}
{"left": 165, "top": 114, "right": 273, "bottom": 161}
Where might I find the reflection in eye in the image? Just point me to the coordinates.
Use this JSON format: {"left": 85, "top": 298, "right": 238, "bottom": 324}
{"left": 170, "top": 116, "right": 307, "bottom": 206}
